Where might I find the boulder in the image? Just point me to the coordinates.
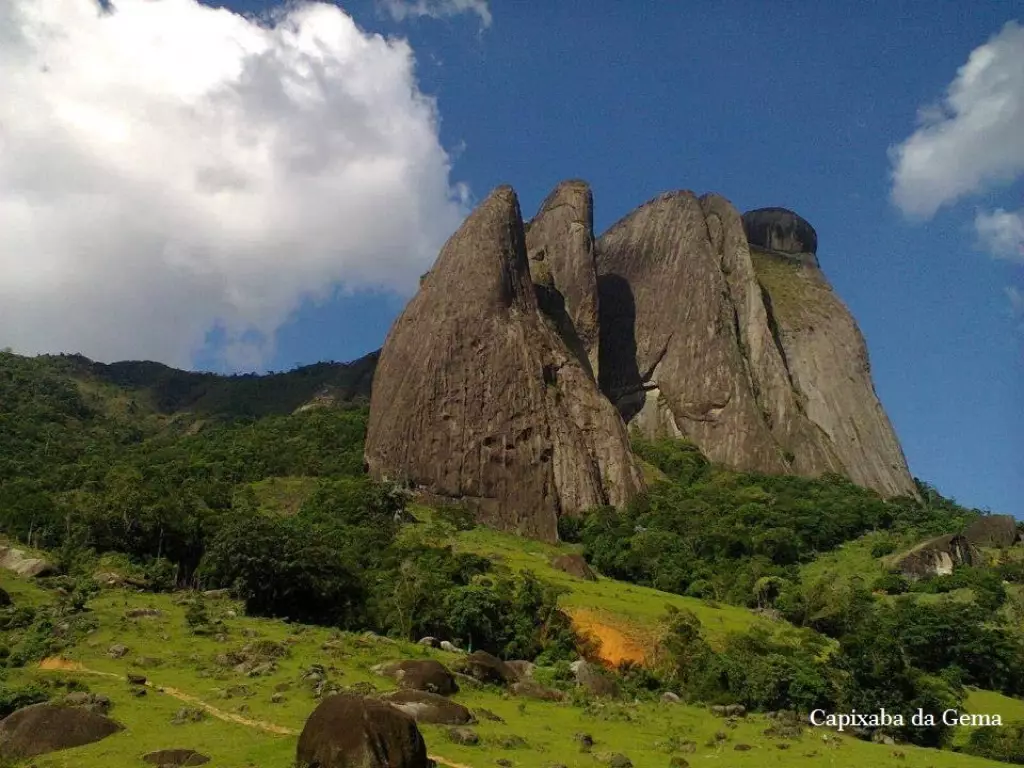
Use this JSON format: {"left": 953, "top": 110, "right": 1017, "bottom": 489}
{"left": 0, "top": 703, "right": 122, "bottom": 759}
{"left": 296, "top": 694, "right": 429, "bottom": 768}
{"left": 504, "top": 660, "right": 536, "bottom": 682}
{"left": 365, "top": 185, "right": 644, "bottom": 541}
{"left": 142, "top": 749, "right": 210, "bottom": 766}
{"left": 373, "top": 660, "right": 458, "bottom": 696}
{"left": 892, "top": 534, "right": 980, "bottom": 581}
{"left": 439, "top": 640, "right": 463, "bottom": 654}
{"left": 741, "top": 207, "right": 818, "bottom": 258}
{"left": 0, "top": 546, "right": 55, "bottom": 578}
{"left": 456, "top": 650, "right": 515, "bottom": 685}
{"left": 574, "top": 661, "right": 619, "bottom": 698}
{"left": 379, "top": 689, "right": 474, "bottom": 725}
{"left": 510, "top": 681, "right": 566, "bottom": 701}
{"left": 551, "top": 553, "right": 597, "bottom": 581}
{"left": 964, "top": 515, "right": 1021, "bottom": 548}
{"left": 525, "top": 179, "right": 602, "bottom": 378}
{"left": 447, "top": 727, "right": 479, "bottom": 746}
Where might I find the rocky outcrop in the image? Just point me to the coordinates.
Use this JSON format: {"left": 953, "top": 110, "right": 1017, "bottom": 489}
{"left": 0, "top": 704, "right": 123, "bottom": 759}
{"left": 368, "top": 180, "right": 918, "bottom": 538}
{"left": 892, "top": 534, "right": 980, "bottom": 580}
{"left": 365, "top": 186, "right": 644, "bottom": 542}
{"left": 595, "top": 191, "right": 915, "bottom": 497}
{"left": 525, "top": 180, "right": 601, "bottom": 378}
{"left": 964, "top": 515, "right": 1021, "bottom": 548}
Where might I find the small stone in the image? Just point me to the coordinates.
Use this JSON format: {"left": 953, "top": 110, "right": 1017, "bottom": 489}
{"left": 447, "top": 727, "right": 479, "bottom": 746}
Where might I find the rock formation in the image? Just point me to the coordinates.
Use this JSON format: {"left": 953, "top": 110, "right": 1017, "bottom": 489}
{"left": 365, "top": 185, "right": 644, "bottom": 542}
{"left": 525, "top": 179, "right": 601, "bottom": 377}
{"left": 964, "top": 514, "right": 1021, "bottom": 548}
{"left": 741, "top": 207, "right": 818, "bottom": 258}
{"left": 892, "top": 534, "right": 979, "bottom": 580}
{"left": 296, "top": 694, "right": 429, "bottom": 768}
{"left": 367, "top": 181, "right": 918, "bottom": 540}
{"left": 744, "top": 208, "right": 916, "bottom": 497}
{"left": 0, "top": 704, "right": 123, "bottom": 760}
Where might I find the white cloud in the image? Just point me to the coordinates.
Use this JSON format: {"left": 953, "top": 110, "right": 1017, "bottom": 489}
{"left": 890, "top": 21, "right": 1024, "bottom": 218}
{"left": 379, "top": 0, "right": 491, "bottom": 27}
{"left": 976, "top": 208, "right": 1024, "bottom": 262}
{"left": 0, "top": 0, "right": 468, "bottom": 370}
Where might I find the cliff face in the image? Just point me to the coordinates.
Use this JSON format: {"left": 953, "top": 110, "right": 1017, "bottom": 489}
{"left": 745, "top": 209, "right": 916, "bottom": 497}
{"left": 364, "top": 186, "right": 644, "bottom": 542}
{"left": 367, "top": 183, "right": 917, "bottom": 540}
{"left": 525, "top": 180, "right": 601, "bottom": 379}
{"left": 595, "top": 197, "right": 914, "bottom": 497}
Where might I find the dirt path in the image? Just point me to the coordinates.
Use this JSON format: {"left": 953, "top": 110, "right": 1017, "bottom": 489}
{"left": 568, "top": 609, "right": 648, "bottom": 665}
{"left": 38, "top": 657, "right": 473, "bottom": 768}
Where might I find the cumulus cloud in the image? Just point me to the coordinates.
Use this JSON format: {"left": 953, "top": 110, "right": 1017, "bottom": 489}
{"left": 379, "top": 0, "right": 492, "bottom": 27}
{"left": 890, "top": 21, "right": 1024, "bottom": 219}
{"left": 976, "top": 208, "right": 1024, "bottom": 262}
{"left": 0, "top": 0, "right": 468, "bottom": 370}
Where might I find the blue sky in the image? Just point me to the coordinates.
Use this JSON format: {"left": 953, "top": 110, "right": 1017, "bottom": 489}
{"left": 1, "top": 0, "right": 1021, "bottom": 515}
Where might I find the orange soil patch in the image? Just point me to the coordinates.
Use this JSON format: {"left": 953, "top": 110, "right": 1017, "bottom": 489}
{"left": 568, "top": 609, "right": 649, "bottom": 666}
{"left": 38, "top": 658, "right": 472, "bottom": 767}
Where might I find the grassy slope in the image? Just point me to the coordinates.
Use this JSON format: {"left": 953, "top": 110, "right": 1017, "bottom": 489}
{"left": 2, "top": 569, "right": 1014, "bottom": 768}
{"left": 448, "top": 514, "right": 772, "bottom": 651}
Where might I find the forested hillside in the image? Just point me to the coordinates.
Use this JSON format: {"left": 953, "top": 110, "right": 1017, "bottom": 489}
{"left": 2, "top": 350, "right": 1024, "bottom": 764}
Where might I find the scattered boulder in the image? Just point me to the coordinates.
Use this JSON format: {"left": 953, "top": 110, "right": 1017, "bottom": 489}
{"left": 0, "top": 703, "right": 122, "bottom": 759}
{"left": 171, "top": 707, "right": 206, "bottom": 725}
{"left": 551, "top": 554, "right": 597, "bottom": 581}
{"left": 503, "top": 660, "right": 536, "bottom": 682}
{"left": 965, "top": 515, "right": 1021, "bottom": 548}
{"left": 439, "top": 640, "right": 464, "bottom": 654}
{"left": 417, "top": 636, "right": 440, "bottom": 648}
{"left": 296, "top": 694, "right": 429, "bottom": 768}
{"left": 0, "top": 546, "right": 55, "bottom": 578}
{"left": 456, "top": 650, "right": 515, "bottom": 685}
{"left": 661, "top": 692, "right": 681, "bottom": 704}
{"left": 380, "top": 690, "right": 474, "bottom": 725}
{"left": 510, "top": 681, "right": 566, "bottom": 701}
{"left": 447, "top": 727, "right": 479, "bottom": 746}
{"left": 142, "top": 749, "right": 210, "bottom": 766}
{"left": 108, "top": 644, "right": 130, "bottom": 659}
{"left": 574, "top": 661, "right": 619, "bottom": 698}
{"left": 373, "top": 659, "right": 458, "bottom": 696}
{"left": 892, "top": 534, "right": 980, "bottom": 580}
{"left": 475, "top": 708, "right": 505, "bottom": 723}
{"left": 128, "top": 674, "right": 147, "bottom": 686}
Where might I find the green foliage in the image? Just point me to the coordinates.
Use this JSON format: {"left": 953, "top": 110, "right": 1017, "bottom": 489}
{"left": 873, "top": 571, "right": 909, "bottom": 594}
{"left": 964, "top": 720, "right": 1024, "bottom": 764}
{"left": 0, "top": 677, "right": 50, "bottom": 718}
